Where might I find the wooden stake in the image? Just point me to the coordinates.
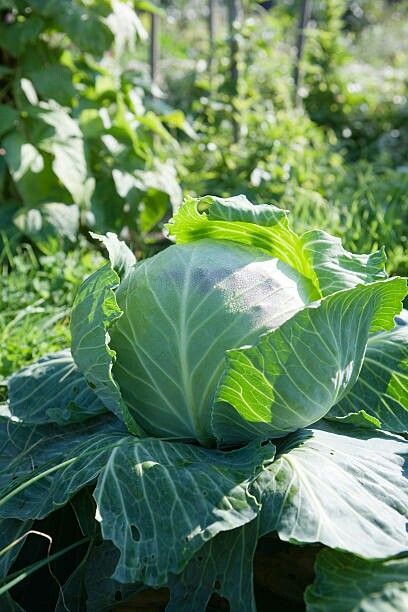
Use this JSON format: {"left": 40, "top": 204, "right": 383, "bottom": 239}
{"left": 293, "top": 0, "right": 312, "bottom": 107}
{"left": 150, "top": 13, "right": 159, "bottom": 86}
{"left": 227, "top": 0, "right": 241, "bottom": 142}
{"left": 208, "top": 0, "right": 216, "bottom": 80}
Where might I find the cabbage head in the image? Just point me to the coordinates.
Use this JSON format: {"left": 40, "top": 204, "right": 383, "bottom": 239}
{"left": 71, "top": 195, "right": 406, "bottom": 445}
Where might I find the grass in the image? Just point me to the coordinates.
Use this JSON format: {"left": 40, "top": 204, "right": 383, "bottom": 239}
{"left": 0, "top": 239, "right": 104, "bottom": 387}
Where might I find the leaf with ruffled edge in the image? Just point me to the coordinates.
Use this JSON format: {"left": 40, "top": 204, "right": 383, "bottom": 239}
{"left": 168, "top": 421, "right": 408, "bottom": 610}
{"left": 327, "top": 324, "right": 408, "bottom": 434}
{"left": 305, "top": 549, "right": 408, "bottom": 612}
{"left": 214, "top": 278, "right": 407, "bottom": 444}
{"left": 70, "top": 233, "right": 142, "bottom": 434}
{"left": 166, "top": 195, "right": 387, "bottom": 298}
{"left": 93, "top": 437, "right": 275, "bottom": 586}
{"left": 7, "top": 350, "right": 106, "bottom": 425}
{"left": 255, "top": 422, "right": 408, "bottom": 559}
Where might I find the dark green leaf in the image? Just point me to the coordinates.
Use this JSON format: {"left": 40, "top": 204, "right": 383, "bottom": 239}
{"left": 328, "top": 325, "right": 408, "bottom": 433}
{"left": 26, "top": 65, "right": 75, "bottom": 106}
{"left": 8, "top": 349, "right": 106, "bottom": 425}
{"left": 94, "top": 438, "right": 275, "bottom": 585}
{"left": 0, "top": 106, "right": 18, "bottom": 139}
{"left": 70, "top": 233, "right": 139, "bottom": 431}
{"left": 0, "top": 415, "right": 127, "bottom": 520}
{"left": 168, "top": 520, "right": 259, "bottom": 612}
{"left": 30, "top": 0, "right": 113, "bottom": 55}
{"left": 305, "top": 549, "right": 408, "bottom": 611}
{"left": 0, "top": 17, "right": 44, "bottom": 57}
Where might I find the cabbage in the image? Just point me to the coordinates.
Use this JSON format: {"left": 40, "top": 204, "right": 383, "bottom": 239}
{"left": 2, "top": 195, "right": 407, "bottom": 610}
{"left": 110, "top": 239, "right": 315, "bottom": 444}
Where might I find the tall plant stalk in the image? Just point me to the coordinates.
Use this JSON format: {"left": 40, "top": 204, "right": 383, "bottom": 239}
{"left": 293, "top": 0, "right": 312, "bottom": 106}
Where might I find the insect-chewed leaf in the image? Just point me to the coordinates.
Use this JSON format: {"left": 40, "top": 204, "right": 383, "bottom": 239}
{"left": 93, "top": 437, "right": 275, "bottom": 586}
{"left": 168, "top": 520, "right": 259, "bottom": 612}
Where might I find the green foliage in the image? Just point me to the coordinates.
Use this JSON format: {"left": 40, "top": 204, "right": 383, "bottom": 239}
{"left": 1, "top": 197, "right": 407, "bottom": 611}
{"left": 1, "top": 3, "right": 408, "bottom": 610}
{"left": 0, "top": 240, "right": 103, "bottom": 383}
{"left": 303, "top": 0, "right": 351, "bottom": 128}
{"left": 0, "top": 0, "right": 183, "bottom": 253}
{"left": 163, "top": 3, "right": 408, "bottom": 278}
{"left": 303, "top": 0, "right": 408, "bottom": 164}
{"left": 306, "top": 548, "right": 408, "bottom": 611}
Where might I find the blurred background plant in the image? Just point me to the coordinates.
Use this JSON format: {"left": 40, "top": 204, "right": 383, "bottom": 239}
{"left": 0, "top": 0, "right": 185, "bottom": 257}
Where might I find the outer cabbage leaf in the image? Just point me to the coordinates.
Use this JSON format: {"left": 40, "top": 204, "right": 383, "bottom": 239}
{"left": 109, "top": 239, "right": 317, "bottom": 445}
{"left": 0, "top": 593, "right": 24, "bottom": 612}
{"left": 214, "top": 278, "right": 407, "bottom": 444}
{"left": 301, "top": 229, "right": 386, "bottom": 295}
{"left": 327, "top": 324, "right": 408, "bottom": 433}
{"left": 84, "top": 542, "right": 142, "bottom": 612}
{"left": 70, "top": 233, "right": 142, "bottom": 434}
{"left": 167, "top": 195, "right": 387, "bottom": 298}
{"left": 94, "top": 438, "right": 275, "bottom": 585}
{"left": 168, "top": 520, "right": 259, "bottom": 612}
{"left": 90, "top": 232, "right": 136, "bottom": 279}
{"left": 305, "top": 549, "right": 408, "bottom": 612}
{"left": 0, "top": 519, "right": 33, "bottom": 579}
{"left": 7, "top": 350, "right": 106, "bottom": 425}
{"left": 324, "top": 409, "right": 381, "bottom": 429}
{"left": 56, "top": 541, "right": 141, "bottom": 612}
{"left": 0, "top": 416, "right": 127, "bottom": 520}
{"left": 255, "top": 423, "right": 408, "bottom": 559}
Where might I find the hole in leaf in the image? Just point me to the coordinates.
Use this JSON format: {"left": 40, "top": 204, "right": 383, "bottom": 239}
{"left": 89, "top": 382, "right": 96, "bottom": 390}
{"left": 131, "top": 525, "right": 140, "bottom": 541}
{"left": 214, "top": 579, "right": 221, "bottom": 590}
